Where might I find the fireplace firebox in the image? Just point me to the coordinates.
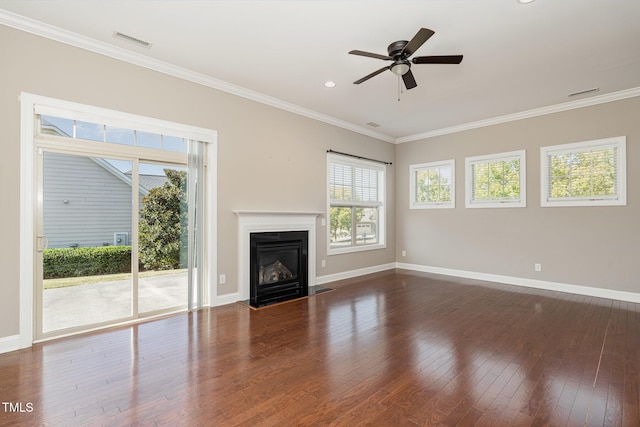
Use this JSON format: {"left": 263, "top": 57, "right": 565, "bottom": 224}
{"left": 249, "top": 231, "right": 308, "bottom": 307}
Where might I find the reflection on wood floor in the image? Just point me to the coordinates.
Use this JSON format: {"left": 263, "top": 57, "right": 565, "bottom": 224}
{"left": 1, "top": 269, "right": 639, "bottom": 426}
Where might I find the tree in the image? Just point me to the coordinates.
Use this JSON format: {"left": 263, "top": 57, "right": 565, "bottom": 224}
{"left": 472, "top": 160, "right": 520, "bottom": 201}
{"left": 549, "top": 150, "right": 615, "bottom": 198}
{"left": 138, "top": 169, "right": 188, "bottom": 270}
{"left": 329, "top": 207, "right": 365, "bottom": 244}
{"left": 416, "top": 168, "right": 451, "bottom": 203}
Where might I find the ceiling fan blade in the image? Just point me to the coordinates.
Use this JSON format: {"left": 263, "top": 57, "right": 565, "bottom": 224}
{"left": 412, "top": 55, "right": 464, "bottom": 64}
{"left": 349, "top": 50, "right": 392, "bottom": 61}
{"left": 401, "top": 28, "right": 435, "bottom": 57}
{"left": 353, "top": 66, "right": 390, "bottom": 84}
{"left": 402, "top": 69, "right": 417, "bottom": 90}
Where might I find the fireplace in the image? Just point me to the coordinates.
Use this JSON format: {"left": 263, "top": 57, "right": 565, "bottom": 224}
{"left": 234, "top": 211, "right": 320, "bottom": 306}
{"left": 250, "top": 231, "right": 308, "bottom": 307}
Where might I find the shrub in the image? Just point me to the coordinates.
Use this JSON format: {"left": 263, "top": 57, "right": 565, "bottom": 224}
{"left": 139, "top": 169, "right": 188, "bottom": 271}
{"left": 43, "top": 246, "right": 132, "bottom": 279}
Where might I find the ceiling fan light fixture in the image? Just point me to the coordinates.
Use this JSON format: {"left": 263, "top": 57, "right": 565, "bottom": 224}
{"left": 390, "top": 61, "right": 410, "bottom": 76}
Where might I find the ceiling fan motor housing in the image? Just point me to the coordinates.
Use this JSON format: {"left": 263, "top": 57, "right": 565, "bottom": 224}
{"left": 387, "top": 40, "right": 409, "bottom": 58}
{"left": 388, "top": 40, "right": 411, "bottom": 76}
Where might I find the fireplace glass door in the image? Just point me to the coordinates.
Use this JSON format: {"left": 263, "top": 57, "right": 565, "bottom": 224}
{"left": 250, "top": 231, "right": 308, "bottom": 307}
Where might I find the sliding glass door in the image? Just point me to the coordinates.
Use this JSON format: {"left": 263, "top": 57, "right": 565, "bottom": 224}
{"left": 36, "top": 151, "right": 190, "bottom": 339}
{"left": 20, "top": 95, "right": 216, "bottom": 346}
{"left": 38, "top": 151, "right": 135, "bottom": 335}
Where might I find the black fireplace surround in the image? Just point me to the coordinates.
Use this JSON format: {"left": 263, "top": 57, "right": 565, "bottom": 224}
{"left": 249, "top": 231, "right": 308, "bottom": 307}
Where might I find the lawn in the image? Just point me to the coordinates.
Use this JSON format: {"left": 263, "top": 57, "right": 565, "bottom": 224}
{"left": 43, "top": 269, "right": 188, "bottom": 289}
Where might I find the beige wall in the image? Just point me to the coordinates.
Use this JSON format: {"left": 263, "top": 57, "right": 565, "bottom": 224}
{"left": 395, "top": 96, "right": 639, "bottom": 293}
{"left": 2, "top": 23, "right": 637, "bottom": 343}
{"left": 0, "top": 26, "right": 395, "bottom": 339}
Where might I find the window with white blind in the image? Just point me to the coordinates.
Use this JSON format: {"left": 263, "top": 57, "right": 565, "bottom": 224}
{"left": 410, "top": 160, "right": 455, "bottom": 209}
{"left": 541, "top": 137, "right": 626, "bottom": 207}
{"left": 465, "top": 150, "right": 526, "bottom": 208}
{"left": 328, "top": 153, "right": 385, "bottom": 254}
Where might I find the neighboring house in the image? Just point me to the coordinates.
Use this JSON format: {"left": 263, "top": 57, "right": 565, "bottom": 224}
{"left": 41, "top": 119, "right": 167, "bottom": 248}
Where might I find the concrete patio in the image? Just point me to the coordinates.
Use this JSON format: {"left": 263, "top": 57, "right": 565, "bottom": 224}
{"left": 43, "top": 272, "right": 188, "bottom": 332}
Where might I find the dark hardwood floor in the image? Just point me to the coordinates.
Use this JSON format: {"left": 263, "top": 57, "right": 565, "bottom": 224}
{"left": 1, "top": 269, "right": 639, "bottom": 426}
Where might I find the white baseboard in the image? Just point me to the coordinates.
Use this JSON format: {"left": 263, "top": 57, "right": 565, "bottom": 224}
{"left": 211, "top": 263, "right": 396, "bottom": 306}
{"left": 316, "top": 263, "right": 396, "bottom": 286}
{"left": 396, "top": 262, "right": 640, "bottom": 304}
{"left": 214, "top": 292, "right": 240, "bottom": 306}
{"left": 0, "top": 335, "right": 20, "bottom": 355}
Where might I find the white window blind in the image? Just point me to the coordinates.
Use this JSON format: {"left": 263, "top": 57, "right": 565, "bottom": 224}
{"left": 541, "top": 137, "right": 626, "bottom": 207}
{"left": 328, "top": 154, "right": 385, "bottom": 254}
{"left": 329, "top": 162, "right": 381, "bottom": 207}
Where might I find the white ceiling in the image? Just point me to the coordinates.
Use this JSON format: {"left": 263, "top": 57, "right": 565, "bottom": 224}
{"left": 2, "top": 0, "right": 640, "bottom": 142}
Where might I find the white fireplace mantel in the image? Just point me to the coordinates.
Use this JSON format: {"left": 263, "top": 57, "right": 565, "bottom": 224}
{"left": 234, "top": 211, "right": 322, "bottom": 301}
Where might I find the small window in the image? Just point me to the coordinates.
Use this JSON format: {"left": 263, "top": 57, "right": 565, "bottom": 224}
{"left": 76, "top": 120, "right": 104, "bottom": 142}
{"left": 541, "top": 137, "right": 626, "bottom": 207}
{"left": 410, "top": 160, "right": 455, "bottom": 209}
{"left": 465, "top": 150, "right": 526, "bottom": 208}
{"left": 328, "top": 154, "right": 385, "bottom": 254}
{"left": 106, "top": 126, "right": 135, "bottom": 146}
{"left": 39, "top": 115, "right": 188, "bottom": 154}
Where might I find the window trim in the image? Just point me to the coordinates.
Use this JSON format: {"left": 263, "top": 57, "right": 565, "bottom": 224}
{"left": 465, "top": 150, "right": 526, "bottom": 209}
{"left": 327, "top": 153, "right": 386, "bottom": 255}
{"left": 409, "top": 159, "right": 455, "bottom": 209}
{"left": 540, "top": 136, "right": 626, "bottom": 207}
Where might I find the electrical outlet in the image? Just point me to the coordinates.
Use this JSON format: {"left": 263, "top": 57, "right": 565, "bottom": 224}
{"left": 534, "top": 263, "right": 542, "bottom": 272}
{"left": 402, "top": 250, "right": 406, "bottom": 257}
{"left": 321, "top": 259, "right": 326, "bottom": 268}
{"left": 219, "top": 274, "right": 226, "bottom": 284}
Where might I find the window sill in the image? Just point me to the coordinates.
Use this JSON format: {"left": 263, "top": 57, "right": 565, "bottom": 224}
{"left": 541, "top": 198, "right": 626, "bottom": 207}
{"left": 410, "top": 203, "right": 455, "bottom": 210}
{"left": 465, "top": 201, "right": 526, "bottom": 209}
{"left": 328, "top": 243, "right": 386, "bottom": 256}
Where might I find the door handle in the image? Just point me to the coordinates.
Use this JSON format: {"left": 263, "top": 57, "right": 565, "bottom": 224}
{"left": 37, "top": 236, "right": 49, "bottom": 252}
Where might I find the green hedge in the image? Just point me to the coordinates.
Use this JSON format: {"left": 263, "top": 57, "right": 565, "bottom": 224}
{"left": 44, "top": 246, "right": 132, "bottom": 279}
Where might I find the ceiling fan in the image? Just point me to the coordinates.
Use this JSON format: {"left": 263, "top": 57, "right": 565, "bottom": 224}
{"left": 349, "top": 28, "right": 463, "bottom": 90}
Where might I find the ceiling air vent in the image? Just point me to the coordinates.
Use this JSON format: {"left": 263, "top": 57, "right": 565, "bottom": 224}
{"left": 112, "top": 31, "right": 152, "bottom": 49}
{"left": 568, "top": 87, "right": 599, "bottom": 98}
{"left": 366, "top": 122, "right": 381, "bottom": 128}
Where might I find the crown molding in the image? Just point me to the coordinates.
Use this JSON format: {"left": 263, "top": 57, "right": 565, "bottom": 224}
{"left": 395, "top": 87, "right": 640, "bottom": 144}
{"left": 0, "top": 10, "right": 394, "bottom": 144}
{"left": 3, "top": 10, "right": 639, "bottom": 146}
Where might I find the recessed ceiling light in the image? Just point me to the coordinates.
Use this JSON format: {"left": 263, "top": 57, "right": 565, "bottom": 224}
{"left": 518, "top": 0, "right": 536, "bottom": 3}
{"left": 324, "top": 81, "right": 337, "bottom": 88}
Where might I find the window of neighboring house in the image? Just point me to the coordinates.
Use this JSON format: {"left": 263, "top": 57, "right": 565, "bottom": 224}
{"left": 410, "top": 160, "right": 455, "bottom": 209}
{"left": 541, "top": 136, "right": 626, "bottom": 207}
{"left": 465, "top": 150, "right": 526, "bottom": 208}
{"left": 328, "top": 154, "right": 385, "bottom": 254}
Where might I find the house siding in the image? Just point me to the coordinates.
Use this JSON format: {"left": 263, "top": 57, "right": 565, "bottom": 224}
{"left": 43, "top": 152, "right": 133, "bottom": 248}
